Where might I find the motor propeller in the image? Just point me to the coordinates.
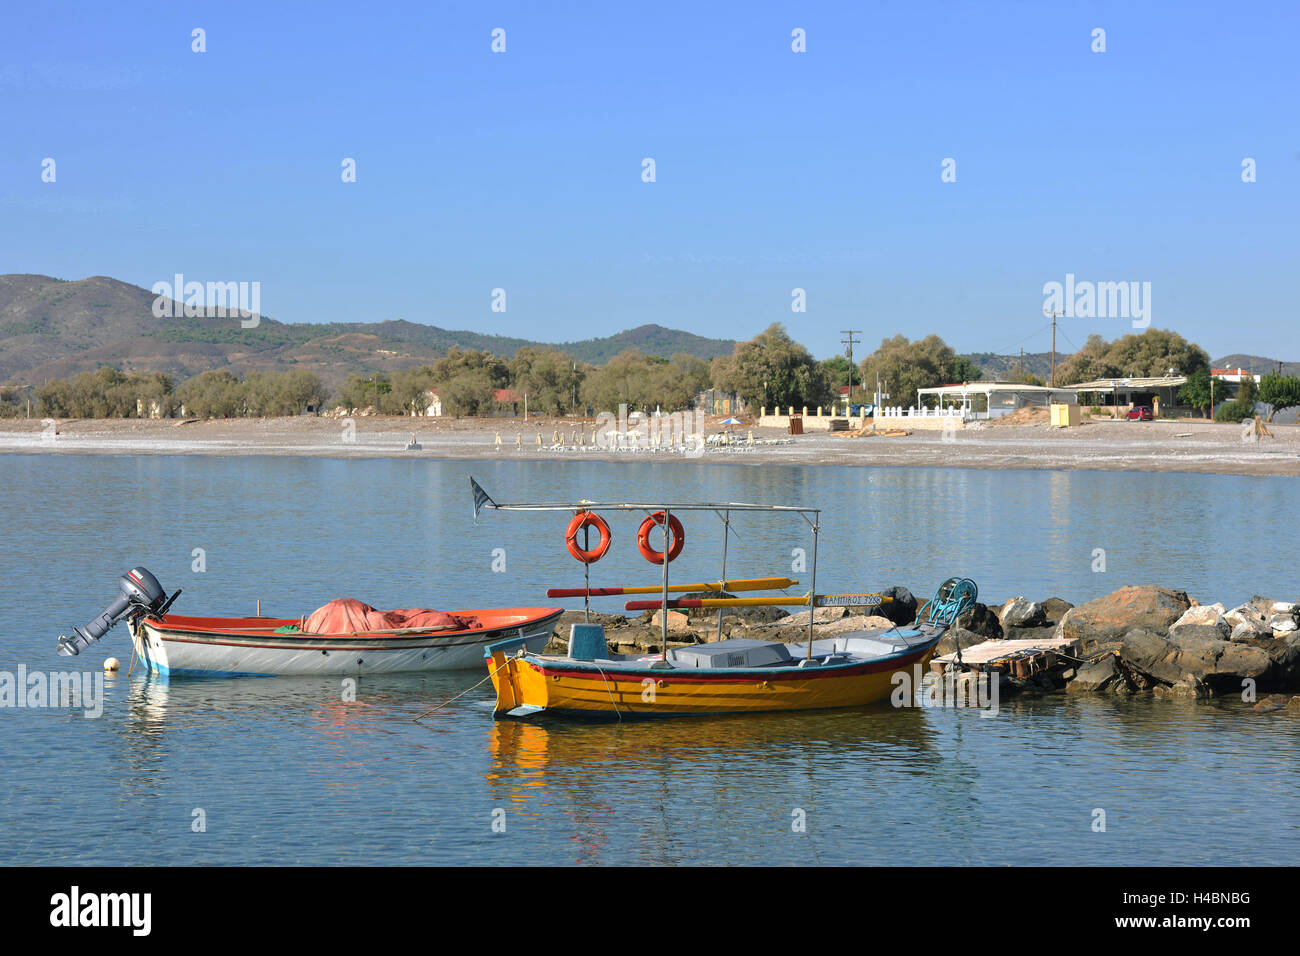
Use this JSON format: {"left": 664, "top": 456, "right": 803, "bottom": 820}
{"left": 57, "top": 567, "right": 172, "bottom": 657}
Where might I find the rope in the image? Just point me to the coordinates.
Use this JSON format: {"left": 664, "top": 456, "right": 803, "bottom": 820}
{"left": 412, "top": 658, "right": 510, "bottom": 722}
{"left": 593, "top": 662, "right": 623, "bottom": 721}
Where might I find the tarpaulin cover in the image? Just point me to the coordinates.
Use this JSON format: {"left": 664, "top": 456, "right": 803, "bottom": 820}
{"left": 302, "top": 598, "right": 481, "bottom": 635}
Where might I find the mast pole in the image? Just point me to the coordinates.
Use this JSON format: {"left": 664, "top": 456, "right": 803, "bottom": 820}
{"left": 716, "top": 509, "right": 730, "bottom": 643}
{"left": 660, "top": 508, "right": 672, "bottom": 660}
{"left": 805, "top": 516, "right": 819, "bottom": 660}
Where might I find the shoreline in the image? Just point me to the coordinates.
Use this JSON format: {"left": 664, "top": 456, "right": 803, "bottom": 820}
{"left": 2, "top": 416, "right": 1299, "bottom": 477}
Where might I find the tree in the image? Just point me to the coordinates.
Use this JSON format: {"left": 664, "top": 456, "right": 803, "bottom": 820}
{"left": 858, "top": 334, "right": 972, "bottom": 408}
{"left": 509, "top": 347, "right": 584, "bottom": 415}
{"left": 1178, "top": 368, "right": 1234, "bottom": 418}
{"left": 1056, "top": 329, "right": 1209, "bottom": 384}
{"left": 177, "top": 370, "right": 247, "bottom": 418}
{"left": 1259, "top": 372, "right": 1300, "bottom": 422}
{"left": 713, "top": 324, "right": 833, "bottom": 411}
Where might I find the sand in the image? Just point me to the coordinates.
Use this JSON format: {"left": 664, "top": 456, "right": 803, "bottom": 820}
{"left": 1, "top": 415, "right": 1298, "bottom": 477}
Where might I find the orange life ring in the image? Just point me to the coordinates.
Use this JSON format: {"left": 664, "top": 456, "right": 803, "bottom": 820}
{"left": 637, "top": 512, "right": 685, "bottom": 564}
{"left": 565, "top": 511, "right": 612, "bottom": 563}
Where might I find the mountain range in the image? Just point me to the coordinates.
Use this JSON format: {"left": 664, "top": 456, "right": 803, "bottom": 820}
{"left": 0, "top": 275, "right": 736, "bottom": 389}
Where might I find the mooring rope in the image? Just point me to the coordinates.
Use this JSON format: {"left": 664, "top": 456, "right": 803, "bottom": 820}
{"left": 412, "top": 658, "right": 510, "bottom": 722}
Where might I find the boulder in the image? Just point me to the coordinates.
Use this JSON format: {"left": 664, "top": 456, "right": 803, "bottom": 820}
{"left": 649, "top": 609, "right": 691, "bottom": 633}
{"left": 954, "top": 603, "right": 1003, "bottom": 640}
{"left": 1270, "top": 615, "right": 1298, "bottom": 636}
{"left": 934, "top": 626, "right": 989, "bottom": 657}
{"left": 1058, "top": 586, "right": 1191, "bottom": 654}
{"left": 782, "top": 606, "right": 849, "bottom": 627}
{"left": 1066, "top": 654, "right": 1123, "bottom": 693}
{"left": 1224, "top": 603, "right": 1268, "bottom": 631}
{"left": 1042, "top": 597, "right": 1075, "bottom": 622}
{"left": 875, "top": 586, "right": 917, "bottom": 626}
{"left": 999, "top": 597, "right": 1047, "bottom": 629}
{"left": 1121, "top": 626, "right": 1273, "bottom": 692}
{"left": 1230, "top": 619, "right": 1272, "bottom": 642}
{"left": 1169, "top": 603, "right": 1229, "bottom": 638}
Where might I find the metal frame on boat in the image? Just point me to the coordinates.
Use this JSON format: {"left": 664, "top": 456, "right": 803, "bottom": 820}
{"left": 469, "top": 477, "right": 977, "bottom": 718}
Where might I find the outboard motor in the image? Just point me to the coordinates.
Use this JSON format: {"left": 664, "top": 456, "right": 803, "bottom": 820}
{"left": 58, "top": 567, "right": 171, "bottom": 657}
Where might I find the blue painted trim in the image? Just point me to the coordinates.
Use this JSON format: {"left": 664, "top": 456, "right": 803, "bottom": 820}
{"left": 483, "top": 633, "right": 534, "bottom": 658}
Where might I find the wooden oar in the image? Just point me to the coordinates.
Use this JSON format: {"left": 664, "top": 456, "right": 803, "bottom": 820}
{"left": 624, "top": 593, "right": 893, "bottom": 611}
{"left": 547, "top": 576, "right": 798, "bottom": 599}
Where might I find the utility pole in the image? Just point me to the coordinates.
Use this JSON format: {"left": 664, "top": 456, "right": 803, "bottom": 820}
{"left": 1048, "top": 310, "right": 1060, "bottom": 388}
{"left": 840, "top": 329, "right": 861, "bottom": 412}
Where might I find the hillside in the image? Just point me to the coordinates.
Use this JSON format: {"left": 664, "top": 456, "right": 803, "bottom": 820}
{"left": 1212, "top": 354, "right": 1300, "bottom": 377}
{"left": 0, "top": 275, "right": 735, "bottom": 389}
{"left": 960, "top": 351, "right": 1060, "bottom": 382}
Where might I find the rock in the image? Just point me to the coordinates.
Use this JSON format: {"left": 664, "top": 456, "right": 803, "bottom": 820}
{"left": 649, "top": 610, "right": 691, "bottom": 633}
{"left": 782, "top": 606, "right": 849, "bottom": 627}
{"left": 999, "top": 597, "right": 1047, "bottom": 629}
{"left": 1288, "top": 697, "right": 1300, "bottom": 712}
{"left": 1066, "top": 654, "right": 1122, "bottom": 693}
{"left": 934, "top": 626, "right": 989, "bottom": 657}
{"left": 1169, "top": 604, "right": 1229, "bottom": 638}
{"left": 1230, "top": 620, "right": 1272, "bottom": 642}
{"left": 875, "top": 586, "right": 917, "bottom": 626}
{"left": 1153, "top": 676, "right": 1211, "bottom": 700}
{"left": 1121, "top": 626, "right": 1273, "bottom": 692}
{"left": 1253, "top": 694, "right": 1293, "bottom": 713}
{"left": 1042, "top": 597, "right": 1075, "bottom": 623}
{"left": 1058, "top": 586, "right": 1191, "bottom": 654}
{"left": 1272, "top": 601, "right": 1297, "bottom": 615}
{"left": 1168, "top": 623, "right": 1233, "bottom": 644}
{"left": 1224, "top": 603, "right": 1268, "bottom": 631}
{"left": 954, "top": 603, "right": 1003, "bottom": 640}
{"left": 1270, "top": 615, "right": 1298, "bottom": 636}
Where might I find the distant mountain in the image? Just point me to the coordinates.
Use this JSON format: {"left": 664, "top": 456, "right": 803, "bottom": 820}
{"left": 0, "top": 275, "right": 735, "bottom": 389}
{"left": 960, "top": 351, "right": 1062, "bottom": 382}
{"left": 1212, "top": 354, "right": 1300, "bottom": 376}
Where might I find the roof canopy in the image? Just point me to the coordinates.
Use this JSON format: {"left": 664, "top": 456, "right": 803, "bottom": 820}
{"left": 1068, "top": 375, "right": 1188, "bottom": 391}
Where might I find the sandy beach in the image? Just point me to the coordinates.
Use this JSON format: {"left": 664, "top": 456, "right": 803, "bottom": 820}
{"left": 2, "top": 414, "right": 1298, "bottom": 477}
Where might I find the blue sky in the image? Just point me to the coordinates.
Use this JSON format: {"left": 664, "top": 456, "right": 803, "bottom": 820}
{"left": 2, "top": 1, "right": 1296, "bottom": 360}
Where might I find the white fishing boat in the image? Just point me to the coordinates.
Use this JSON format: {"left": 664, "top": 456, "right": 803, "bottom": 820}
{"left": 57, "top": 568, "right": 562, "bottom": 677}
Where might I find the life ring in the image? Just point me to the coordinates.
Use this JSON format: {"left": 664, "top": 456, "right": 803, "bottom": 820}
{"left": 637, "top": 512, "right": 685, "bottom": 564}
{"left": 565, "top": 511, "right": 612, "bottom": 563}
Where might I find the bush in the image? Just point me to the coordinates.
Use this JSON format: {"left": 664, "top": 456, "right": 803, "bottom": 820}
{"left": 1214, "top": 399, "right": 1256, "bottom": 423}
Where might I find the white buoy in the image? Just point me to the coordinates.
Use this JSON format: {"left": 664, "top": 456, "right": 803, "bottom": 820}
{"left": 104, "top": 657, "right": 120, "bottom": 672}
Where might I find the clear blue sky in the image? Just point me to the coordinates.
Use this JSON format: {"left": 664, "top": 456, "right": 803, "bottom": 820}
{"left": 2, "top": 1, "right": 1296, "bottom": 360}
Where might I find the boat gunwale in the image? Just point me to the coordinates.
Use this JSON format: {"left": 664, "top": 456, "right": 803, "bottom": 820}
{"left": 521, "top": 628, "right": 943, "bottom": 683}
{"left": 144, "top": 607, "right": 565, "bottom": 642}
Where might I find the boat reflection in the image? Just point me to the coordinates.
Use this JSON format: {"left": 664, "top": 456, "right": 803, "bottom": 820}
{"left": 485, "top": 705, "right": 946, "bottom": 864}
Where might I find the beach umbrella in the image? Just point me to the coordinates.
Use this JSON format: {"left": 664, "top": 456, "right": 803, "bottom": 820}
{"left": 720, "top": 417, "right": 745, "bottom": 426}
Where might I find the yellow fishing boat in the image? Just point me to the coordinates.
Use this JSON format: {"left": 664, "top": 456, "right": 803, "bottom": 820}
{"left": 467, "top": 478, "right": 977, "bottom": 719}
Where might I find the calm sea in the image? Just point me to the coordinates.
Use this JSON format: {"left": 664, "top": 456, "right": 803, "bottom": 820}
{"left": 2, "top": 454, "right": 1297, "bottom": 865}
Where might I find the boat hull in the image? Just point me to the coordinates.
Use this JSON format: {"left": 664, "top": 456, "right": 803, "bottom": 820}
{"left": 488, "top": 631, "right": 942, "bottom": 718}
{"left": 133, "top": 608, "right": 564, "bottom": 677}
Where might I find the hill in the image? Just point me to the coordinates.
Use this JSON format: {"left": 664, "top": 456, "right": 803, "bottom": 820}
{"left": 1212, "top": 354, "right": 1300, "bottom": 377}
{"left": 959, "top": 351, "right": 1061, "bottom": 382}
{"left": 0, "top": 275, "right": 735, "bottom": 389}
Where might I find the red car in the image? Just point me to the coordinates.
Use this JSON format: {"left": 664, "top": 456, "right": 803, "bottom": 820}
{"left": 1126, "top": 406, "right": 1154, "bottom": 421}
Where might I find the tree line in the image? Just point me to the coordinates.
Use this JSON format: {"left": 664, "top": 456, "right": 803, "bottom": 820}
{"left": 14, "top": 324, "right": 1299, "bottom": 421}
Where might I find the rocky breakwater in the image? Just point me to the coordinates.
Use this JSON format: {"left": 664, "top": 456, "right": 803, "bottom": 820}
{"left": 1057, "top": 586, "right": 1300, "bottom": 701}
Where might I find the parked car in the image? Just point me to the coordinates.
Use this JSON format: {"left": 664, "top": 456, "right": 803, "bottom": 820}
{"left": 1126, "top": 406, "right": 1154, "bottom": 421}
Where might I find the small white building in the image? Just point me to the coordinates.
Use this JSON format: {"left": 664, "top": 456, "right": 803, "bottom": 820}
{"left": 409, "top": 389, "right": 443, "bottom": 417}
{"left": 914, "top": 382, "right": 1079, "bottom": 419}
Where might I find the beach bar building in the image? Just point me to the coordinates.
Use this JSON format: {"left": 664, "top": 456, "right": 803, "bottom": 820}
{"left": 1067, "top": 375, "right": 1187, "bottom": 414}
{"left": 914, "top": 382, "right": 1079, "bottom": 420}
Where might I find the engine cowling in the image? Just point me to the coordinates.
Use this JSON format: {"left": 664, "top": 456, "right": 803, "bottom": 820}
{"left": 58, "top": 567, "right": 167, "bottom": 657}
